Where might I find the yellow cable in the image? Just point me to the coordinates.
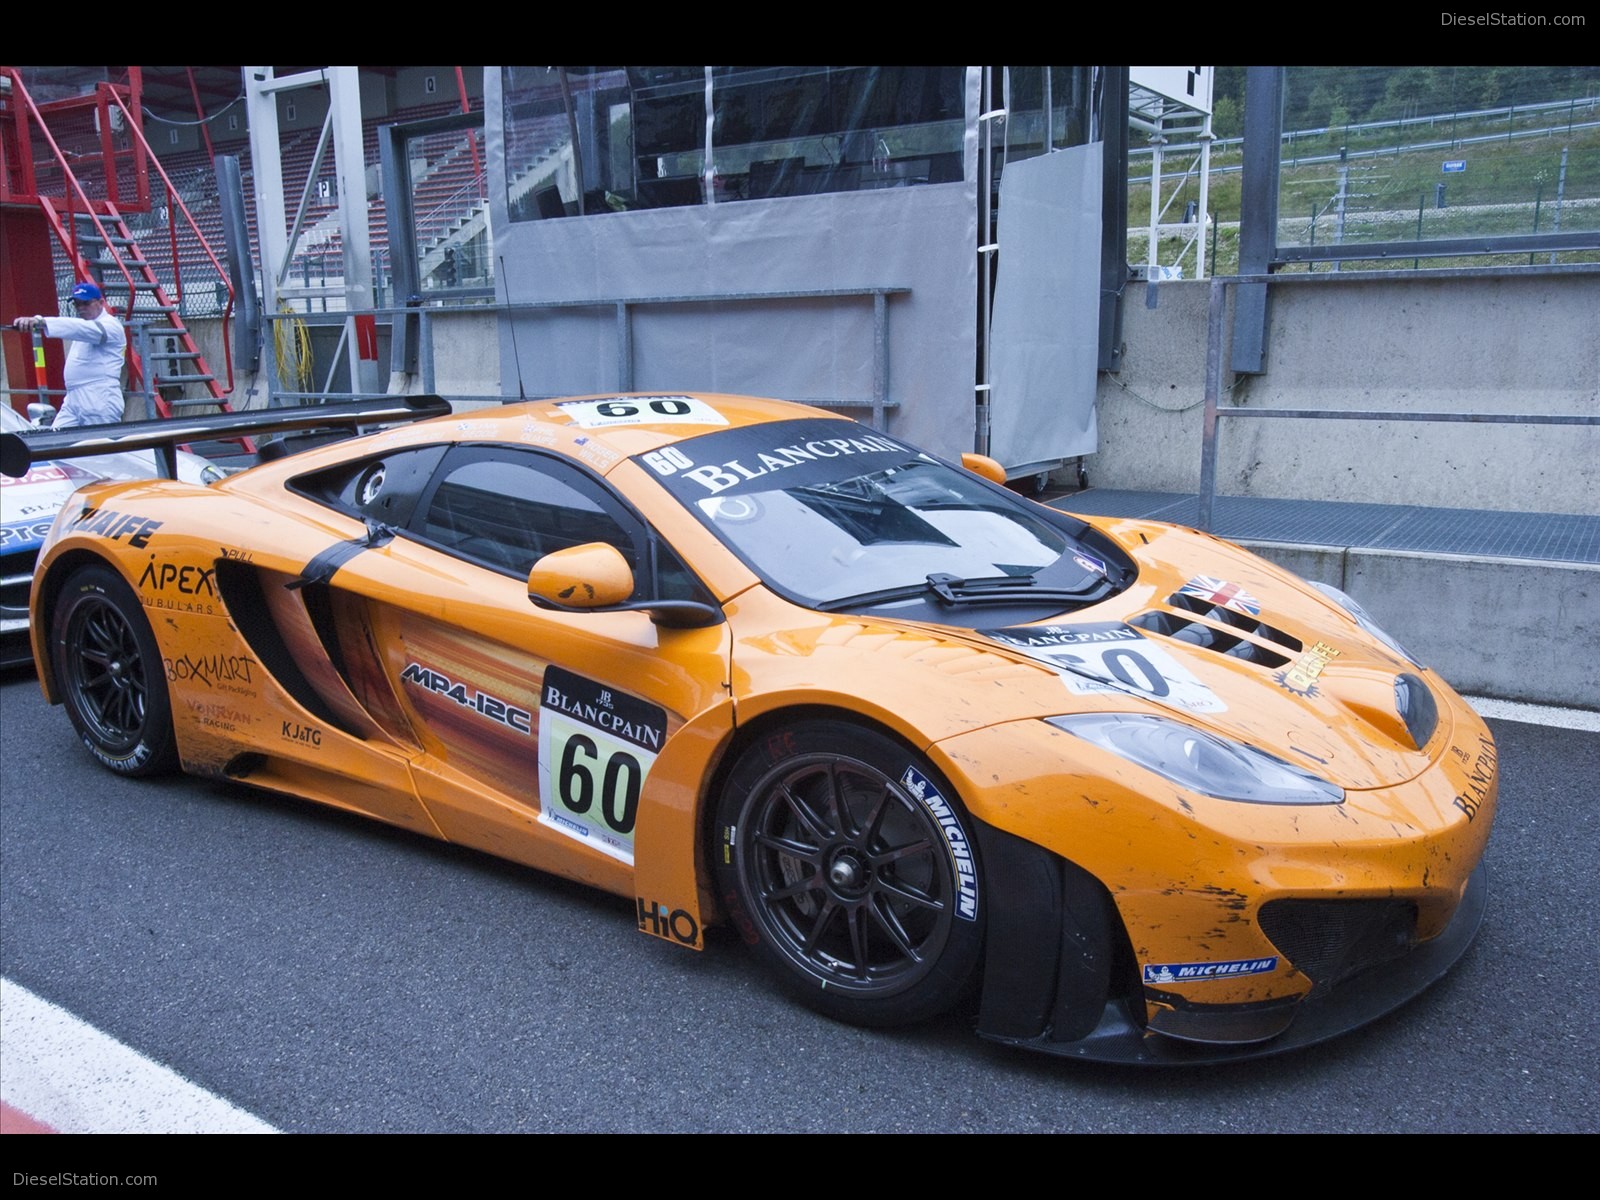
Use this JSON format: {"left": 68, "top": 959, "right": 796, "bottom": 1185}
{"left": 273, "top": 304, "right": 314, "bottom": 398}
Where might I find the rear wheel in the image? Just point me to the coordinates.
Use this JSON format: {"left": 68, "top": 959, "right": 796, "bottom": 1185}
{"left": 51, "top": 563, "right": 177, "bottom": 776}
{"left": 713, "top": 721, "right": 984, "bottom": 1026}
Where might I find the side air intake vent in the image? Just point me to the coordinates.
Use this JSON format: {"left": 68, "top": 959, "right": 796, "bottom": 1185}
{"left": 212, "top": 560, "right": 364, "bottom": 738}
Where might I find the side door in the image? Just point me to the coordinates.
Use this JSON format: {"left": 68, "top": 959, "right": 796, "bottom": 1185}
{"left": 311, "top": 443, "right": 733, "bottom": 897}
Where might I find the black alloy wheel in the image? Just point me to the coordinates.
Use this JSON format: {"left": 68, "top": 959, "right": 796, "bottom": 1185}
{"left": 714, "top": 721, "right": 984, "bottom": 1026}
{"left": 52, "top": 564, "right": 177, "bottom": 776}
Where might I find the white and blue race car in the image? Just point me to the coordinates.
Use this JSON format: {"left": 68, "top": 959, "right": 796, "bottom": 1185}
{"left": 1, "top": 403, "right": 223, "bottom": 668}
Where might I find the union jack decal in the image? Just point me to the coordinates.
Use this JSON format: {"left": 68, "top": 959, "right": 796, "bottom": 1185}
{"left": 1179, "top": 575, "right": 1261, "bottom": 617}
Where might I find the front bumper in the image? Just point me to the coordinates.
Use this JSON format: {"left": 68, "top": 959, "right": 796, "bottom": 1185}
{"left": 938, "top": 693, "right": 1497, "bottom": 1063}
{"left": 2, "top": 546, "right": 39, "bottom": 668}
{"left": 2, "top": 606, "right": 32, "bottom": 670}
{"left": 978, "top": 860, "right": 1487, "bottom": 1065}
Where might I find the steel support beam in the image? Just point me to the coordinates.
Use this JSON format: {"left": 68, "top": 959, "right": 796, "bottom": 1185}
{"left": 379, "top": 125, "right": 419, "bottom": 377}
{"left": 1232, "top": 67, "right": 1283, "bottom": 375}
{"left": 214, "top": 155, "right": 260, "bottom": 377}
{"left": 243, "top": 67, "right": 288, "bottom": 317}
{"left": 243, "top": 66, "right": 379, "bottom": 395}
{"left": 1097, "top": 66, "right": 1129, "bottom": 373}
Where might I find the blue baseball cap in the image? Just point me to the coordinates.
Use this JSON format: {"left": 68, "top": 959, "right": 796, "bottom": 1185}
{"left": 70, "top": 282, "right": 103, "bottom": 303}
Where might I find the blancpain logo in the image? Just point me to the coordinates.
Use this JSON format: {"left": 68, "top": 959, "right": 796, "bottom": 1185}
{"left": 541, "top": 682, "right": 664, "bottom": 751}
{"left": 676, "top": 434, "right": 907, "bottom": 494}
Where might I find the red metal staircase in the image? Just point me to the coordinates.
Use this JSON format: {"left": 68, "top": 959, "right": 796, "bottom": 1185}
{"left": 38, "top": 201, "right": 229, "bottom": 416}
{"left": 1, "top": 68, "right": 251, "bottom": 453}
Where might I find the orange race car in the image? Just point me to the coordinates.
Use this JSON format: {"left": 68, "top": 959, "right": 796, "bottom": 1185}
{"left": 4, "top": 393, "right": 1497, "bottom": 1063}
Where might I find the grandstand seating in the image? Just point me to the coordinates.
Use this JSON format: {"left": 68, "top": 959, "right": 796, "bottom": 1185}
{"left": 119, "top": 96, "right": 487, "bottom": 308}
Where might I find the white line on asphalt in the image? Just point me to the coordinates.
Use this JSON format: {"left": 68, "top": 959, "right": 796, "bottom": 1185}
{"left": 1466, "top": 695, "right": 1600, "bottom": 733}
{"left": 0, "top": 977, "right": 278, "bottom": 1134}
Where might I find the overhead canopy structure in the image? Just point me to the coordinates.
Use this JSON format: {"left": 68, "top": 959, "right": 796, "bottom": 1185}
{"left": 485, "top": 66, "right": 1115, "bottom": 472}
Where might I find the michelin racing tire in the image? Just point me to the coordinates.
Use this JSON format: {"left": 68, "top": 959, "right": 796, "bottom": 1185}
{"left": 52, "top": 562, "right": 178, "bottom": 777}
{"left": 713, "top": 720, "right": 985, "bottom": 1026}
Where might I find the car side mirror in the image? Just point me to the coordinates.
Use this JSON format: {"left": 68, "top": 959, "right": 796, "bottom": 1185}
{"left": 961, "top": 452, "right": 1006, "bottom": 485}
{"left": 527, "top": 541, "right": 724, "bottom": 629}
{"left": 26, "top": 403, "right": 56, "bottom": 427}
{"left": 528, "top": 542, "right": 635, "bottom": 609}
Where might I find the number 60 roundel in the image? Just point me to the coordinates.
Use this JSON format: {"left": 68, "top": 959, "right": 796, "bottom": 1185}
{"left": 536, "top": 666, "right": 670, "bottom": 863}
{"left": 557, "top": 396, "right": 728, "bottom": 429}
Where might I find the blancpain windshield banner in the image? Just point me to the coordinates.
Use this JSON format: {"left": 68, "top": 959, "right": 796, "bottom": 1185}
{"left": 632, "top": 418, "right": 921, "bottom": 501}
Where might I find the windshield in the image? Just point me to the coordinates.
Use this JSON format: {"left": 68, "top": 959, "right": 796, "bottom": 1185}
{"left": 635, "top": 418, "right": 1111, "bottom": 609}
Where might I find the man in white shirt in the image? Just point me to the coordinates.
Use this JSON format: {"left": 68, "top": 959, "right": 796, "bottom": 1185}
{"left": 11, "top": 281, "right": 126, "bottom": 428}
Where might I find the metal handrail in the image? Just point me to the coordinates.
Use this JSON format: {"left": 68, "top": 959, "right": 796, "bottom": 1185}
{"left": 1196, "top": 266, "right": 1600, "bottom": 530}
{"left": 263, "top": 285, "right": 912, "bottom": 430}
{"left": 4, "top": 74, "right": 142, "bottom": 312}
{"left": 417, "top": 171, "right": 489, "bottom": 248}
{"left": 3, "top": 72, "right": 237, "bottom": 394}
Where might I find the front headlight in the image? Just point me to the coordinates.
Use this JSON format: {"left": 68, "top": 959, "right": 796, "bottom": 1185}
{"left": 1306, "top": 580, "right": 1418, "bottom": 666}
{"left": 1047, "top": 713, "right": 1344, "bottom": 805}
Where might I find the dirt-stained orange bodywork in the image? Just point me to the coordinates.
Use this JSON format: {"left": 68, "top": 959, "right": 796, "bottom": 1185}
{"left": 27, "top": 394, "right": 1496, "bottom": 1061}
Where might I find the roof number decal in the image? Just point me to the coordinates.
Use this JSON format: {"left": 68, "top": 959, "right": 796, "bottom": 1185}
{"left": 558, "top": 397, "right": 729, "bottom": 428}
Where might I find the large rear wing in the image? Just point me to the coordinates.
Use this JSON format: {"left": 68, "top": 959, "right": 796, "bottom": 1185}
{"left": 1, "top": 396, "right": 453, "bottom": 480}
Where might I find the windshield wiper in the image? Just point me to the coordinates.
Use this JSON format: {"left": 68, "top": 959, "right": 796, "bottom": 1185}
{"left": 816, "top": 571, "right": 1113, "bottom": 613}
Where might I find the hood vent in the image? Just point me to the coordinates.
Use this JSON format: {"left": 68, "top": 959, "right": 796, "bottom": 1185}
{"left": 1129, "top": 591, "right": 1303, "bottom": 669}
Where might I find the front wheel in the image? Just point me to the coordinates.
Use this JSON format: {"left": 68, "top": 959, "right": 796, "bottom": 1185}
{"left": 51, "top": 563, "right": 177, "bottom": 776}
{"left": 712, "top": 721, "right": 984, "bottom": 1026}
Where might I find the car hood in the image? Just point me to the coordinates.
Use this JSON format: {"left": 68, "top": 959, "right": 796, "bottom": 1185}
{"left": 761, "top": 518, "right": 1452, "bottom": 793}
{"left": 871, "top": 518, "right": 1447, "bottom": 792}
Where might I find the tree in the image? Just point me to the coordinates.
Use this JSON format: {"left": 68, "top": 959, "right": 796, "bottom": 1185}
{"left": 1211, "top": 95, "right": 1240, "bottom": 139}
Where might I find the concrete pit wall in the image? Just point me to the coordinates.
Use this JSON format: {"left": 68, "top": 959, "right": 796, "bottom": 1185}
{"left": 1242, "top": 541, "right": 1598, "bottom": 710}
{"left": 195, "top": 308, "right": 503, "bottom": 413}
{"left": 1091, "top": 271, "right": 1599, "bottom": 516}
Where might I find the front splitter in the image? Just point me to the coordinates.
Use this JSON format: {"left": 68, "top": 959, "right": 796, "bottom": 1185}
{"left": 979, "top": 862, "right": 1489, "bottom": 1066}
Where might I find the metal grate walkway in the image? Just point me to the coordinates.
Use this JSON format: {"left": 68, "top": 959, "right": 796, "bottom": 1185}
{"left": 1052, "top": 491, "right": 1600, "bottom": 566}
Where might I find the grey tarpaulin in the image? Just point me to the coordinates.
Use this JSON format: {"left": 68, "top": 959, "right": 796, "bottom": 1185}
{"left": 485, "top": 68, "right": 982, "bottom": 460}
{"left": 987, "top": 143, "right": 1103, "bottom": 468}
